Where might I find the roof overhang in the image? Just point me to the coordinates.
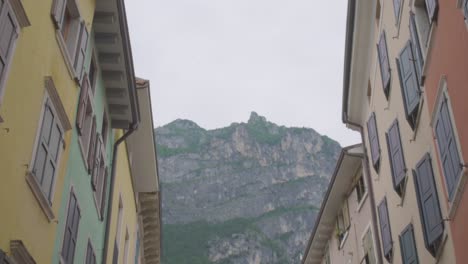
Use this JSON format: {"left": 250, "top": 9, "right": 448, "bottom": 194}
{"left": 138, "top": 192, "right": 161, "bottom": 264}
{"left": 127, "top": 78, "right": 160, "bottom": 192}
{"left": 342, "top": 0, "right": 376, "bottom": 126}
{"left": 302, "top": 144, "right": 363, "bottom": 264}
{"left": 93, "top": 0, "right": 139, "bottom": 129}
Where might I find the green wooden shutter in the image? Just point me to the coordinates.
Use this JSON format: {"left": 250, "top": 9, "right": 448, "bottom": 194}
{"left": 386, "top": 120, "right": 406, "bottom": 194}
{"left": 399, "top": 224, "right": 419, "bottom": 264}
{"left": 413, "top": 154, "right": 444, "bottom": 256}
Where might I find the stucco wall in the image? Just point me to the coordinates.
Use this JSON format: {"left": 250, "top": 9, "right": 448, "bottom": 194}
{"left": 358, "top": 1, "right": 456, "bottom": 263}
{"left": 422, "top": 1, "right": 468, "bottom": 262}
{"left": 0, "top": 0, "right": 94, "bottom": 262}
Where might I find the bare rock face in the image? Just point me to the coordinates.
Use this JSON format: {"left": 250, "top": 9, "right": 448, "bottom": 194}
{"left": 156, "top": 112, "right": 340, "bottom": 264}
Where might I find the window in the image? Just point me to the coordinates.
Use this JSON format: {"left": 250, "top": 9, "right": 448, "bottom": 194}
{"left": 377, "top": 31, "right": 391, "bottom": 98}
{"left": 0, "top": 249, "right": 14, "bottom": 264}
{"left": 413, "top": 0, "right": 433, "bottom": 51}
{"left": 424, "top": 0, "right": 438, "bottom": 22}
{"left": 31, "top": 98, "right": 64, "bottom": 203}
{"left": 112, "top": 242, "right": 118, "bottom": 264}
{"left": 336, "top": 200, "right": 350, "bottom": 247}
{"left": 85, "top": 241, "right": 96, "bottom": 264}
{"left": 88, "top": 55, "right": 97, "bottom": 94}
{"left": 93, "top": 136, "right": 108, "bottom": 220}
{"left": 399, "top": 224, "right": 419, "bottom": 264}
{"left": 362, "top": 228, "right": 376, "bottom": 264}
{"left": 393, "top": 0, "right": 402, "bottom": 23}
{"left": 91, "top": 136, "right": 104, "bottom": 190}
{"left": 0, "top": 0, "right": 19, "bottom": 107}
{"left": 378, "top": 197, "right": 393, "bottom": 261}
{"left": 356, "top": 175, "right": 366, "bottom": 203}
{"left": 61, "top": 192, "right": 80, "bottom": 264}
{"left": 386, "top": 120, "right": 407, "bottom": 195}
{"left": 409, "top": 12, "right": 424, "bottom": 85}
{"left": 51, "top": 0, "right": 88, "bottom": 81}
{"left": 76, "top": 76, "right": 97, "bottom": 171}
{"left": 102, "top": 112, "right": 109, "bottom": 148}
{"left": 367, "top": 113, "right": 381, "bottom": 170}
{"left": 464, "top": 0, "right": 468, "bottom": 21}
{"left": 434, "top": 95, "right": 462, "bottom": 201}
{"left": 413, "top": 154, "right": 444, "bottom": 256}
{"left": 397, "top": 41, "right": 421, "bottom": 130}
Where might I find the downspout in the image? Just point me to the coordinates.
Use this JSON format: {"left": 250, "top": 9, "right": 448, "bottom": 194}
{"left": 345, "top": 119, "right": 383, "bottom": 264}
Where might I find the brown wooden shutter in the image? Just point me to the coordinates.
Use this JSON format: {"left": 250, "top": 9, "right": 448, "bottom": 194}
{"left": 425, "top": 0, "right": 438, "bottom": 22}
{"left": 74, "top": 21, "right": 89, "bottom": 82}
{"left": 413, "top": 154, "right": 443, "bottom": 256}
{"left": 377, "top": 31, "right": 391, "bottom": 97}
{"left": 87, "top": 116, "right": 96, "bottom": 173}
{"left": 51, "top": 0, "right": 66, "bottom": 29}
{"left": 386, "top": 120, "right": 406, "bottom": 194}
{"left": 435, "top": 98, "right": 462, "bottom": 200}
{"left": 76, "top": 76, "right": 89, "bottom": 134}
{"left": 367, "top": 113, "right": 381, "bottom": 169}
{"left": 399, "top": 224, "right": 419, "bottom": 264}
{"left": 397, "top": 41, "right": 420, "bottom": 121}
{"left": 378, "top": 197, "right": 393, "bottom": 260}
{"left": 409, "top": 12, "right": 424, "bottom": 84}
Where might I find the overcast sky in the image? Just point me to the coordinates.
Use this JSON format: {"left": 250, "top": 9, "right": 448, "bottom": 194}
{"left": 124, "top": 0, "right": 360, "bottom": 146}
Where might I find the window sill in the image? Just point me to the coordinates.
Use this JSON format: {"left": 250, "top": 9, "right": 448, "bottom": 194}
{"left": 55, "top": 30, "right": 77, "bottom": 82}
{"left": 338, "top": 230, "right": 349, "bottom": 250}
{"left": 448, "top": 167, "right": 468, "bottom": 219}
{"left": 357, "top": 192, "right": 368, "bottom": 213}
{"left": 25, "top": 171, "right": 55, "bottom": 222}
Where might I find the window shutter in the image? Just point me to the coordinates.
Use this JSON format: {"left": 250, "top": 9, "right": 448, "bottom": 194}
{"left": 413, "top": 154, "right": 443, "bottom": 255}
{"left": 464, "top": 0, "right": 468, "bottom": 20}
{"left": 87, "top": 117, "right": 96, "bottom": 173}
{"left": 367, "top": 113, "right": 381, "bottom": 168}
{"left": 435, "top": 98, "right": 462, "bottom": 200}
{"left": 378, "top": 197, "right": 393, "bottom": 259}
{"left": 92, "top": 137, "right": 103, "bottom": 191}
{"left": 100, "top": 169, "right": 108, "bottom": 218}
{"left": 51, "top": 0, "right": 66, "bottom": 29}
{"left": 62, "top": 192, "right": 80, "bottom": 263}
{"left": 74, "top": 21, "right": 89, "bottom": 81}
{"left": 386, "top": 120, "right": 406, "bottom": 193}
{"left": 342, "top": 201, "right": 350, "bottom": 229}
{"left": 377, "top": 31, "right": 391, "bottom": 97}
{"left": 76, "top": 77, "right": 89, "bottom": 134}
{"left": 0, "top": 0, "right": 19, "bottom": 94}
{"left": 393, "top": 0, "right": 401, "bottom": 22}
{"left": 425, "top": 0, "right": 438, "bottom": 22}
{"left": 409, "top": 13, "right": 424, "bottom": 84}
{"left": 397, "top": 41, "right": 420, "bottom": 119}
{"left": 399, "top": 224, "right": 419, "bottom": 264}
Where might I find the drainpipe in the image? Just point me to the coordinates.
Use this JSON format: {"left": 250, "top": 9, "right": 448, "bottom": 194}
{"left": 345, "top": 119, "right": 384, "bottom": 264}
{"left": 102, "top": 123, "right": 138, "bottom": 263}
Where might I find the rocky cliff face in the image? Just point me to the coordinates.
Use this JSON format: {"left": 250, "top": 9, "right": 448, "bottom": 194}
{"left": 156, "top": 112, "right": 340, "bottom": 264}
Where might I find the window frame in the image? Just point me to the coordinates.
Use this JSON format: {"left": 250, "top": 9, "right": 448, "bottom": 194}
{"left": 377, "top": 31, "right": 391, "bottom": 98}
{"left": 399, "top": 224, "right": 419, "bottom": 264}
{"left": 336, "top": 199, "right": 351, "bottom": 248}
{"left": 26, "top": 90, "right": 66, "bottom": 221}
{"left": 361, "top": 224, "right": 377, "bottom": 264}
{"left": 367, "top": 113, "right": 381, "bottom": 171}
{"left": 0, "top": 0, "right": 20, "bottom": 113}
{"left": 77, "top": 75, "right": 97, "bottom": 171}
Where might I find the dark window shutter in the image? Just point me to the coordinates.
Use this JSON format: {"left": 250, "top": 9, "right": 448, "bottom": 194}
{"left": 51, "top": 0, "right": 66, "bottom": 29}
{"left": 393, "top": 0, "right": 401, "bottom": 22}
{"left": 0, "top": 0, "right": 19, "bottom": 93}
{"left": 413, "top": 154, "right": 443, "bottom": 256}
{"left": 386, "top": 120, "right": 406, "bottom": 194}
{"left": 87, "top": 117, "right": 97, "bottom": 173}
{"left": 377, "top": 32, "right": 391, "bottom": 97}
{"left": 464, "top": 0, "right": 468, "bottom": 20}
{"left": 397, "top": 41, "right": 421, "bottom": 119}
{"left": 425, "top": 0, "right": 438, "bottom": 22}
{"left": 76, "top": 77, "right": 89, "bottom": 134}
{"left": 435, "top": 98, "right": 462, "bottom": 200}
{"left": 399, "top": 224, "right": 419, "bottom": 264}
{"left": 74, "top": 21, "right": 89, "bottom": 81}
{"left": 62, "top": 192, "right": 80, "bottom": 263}
{"left": 378, "top": 197, "right": 393, "bottom": 260}
{"left": 91, "top": 137, "right": 102, "bottom": 191}
{"left": 409, "top": 12, "right": 424, "bottom": 84}
{"left": 367, "top": 113, "right": 381, "bottom": 169}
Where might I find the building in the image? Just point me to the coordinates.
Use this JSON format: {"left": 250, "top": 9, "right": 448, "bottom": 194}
{"left": 0, "top": 0, "right": 94, "bottom": 262}
{"left": 418, "top": 0, "right": 468, "bottom": 262}
{"left": 341, "top": 0, "right": 457, "bottom": 263}
{"left": 103, "top": 78, "right": 161, "bottom": 264}
{"left": 302, "top": 145, "right": 381, "bottom": 264}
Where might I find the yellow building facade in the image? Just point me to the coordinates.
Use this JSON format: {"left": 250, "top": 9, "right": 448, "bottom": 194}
{"left": 0, "top": 0, "right": 95, "bottom": 262}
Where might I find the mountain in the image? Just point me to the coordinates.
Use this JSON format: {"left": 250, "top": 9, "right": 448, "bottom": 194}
{"left": 155, "top": 112, "right": 340, "bottom": 264}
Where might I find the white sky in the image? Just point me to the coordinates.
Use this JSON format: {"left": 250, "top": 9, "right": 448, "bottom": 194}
{"left": 124, "top": 0, "right": 360, "bottom": 146}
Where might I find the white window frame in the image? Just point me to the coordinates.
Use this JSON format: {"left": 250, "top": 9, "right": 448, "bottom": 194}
{"left": 430, "top": 75, "right": 467, "bottom": 218}
{"left": 360, "top": 223, "right": 377, "bottom": 264}
{"left": 26, "top": 82, "right": 68, "bottom": 221}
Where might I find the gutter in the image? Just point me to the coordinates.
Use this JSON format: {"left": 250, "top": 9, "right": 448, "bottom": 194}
{"left": 342, "top": 0, "right": 356, "bottom": 124}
